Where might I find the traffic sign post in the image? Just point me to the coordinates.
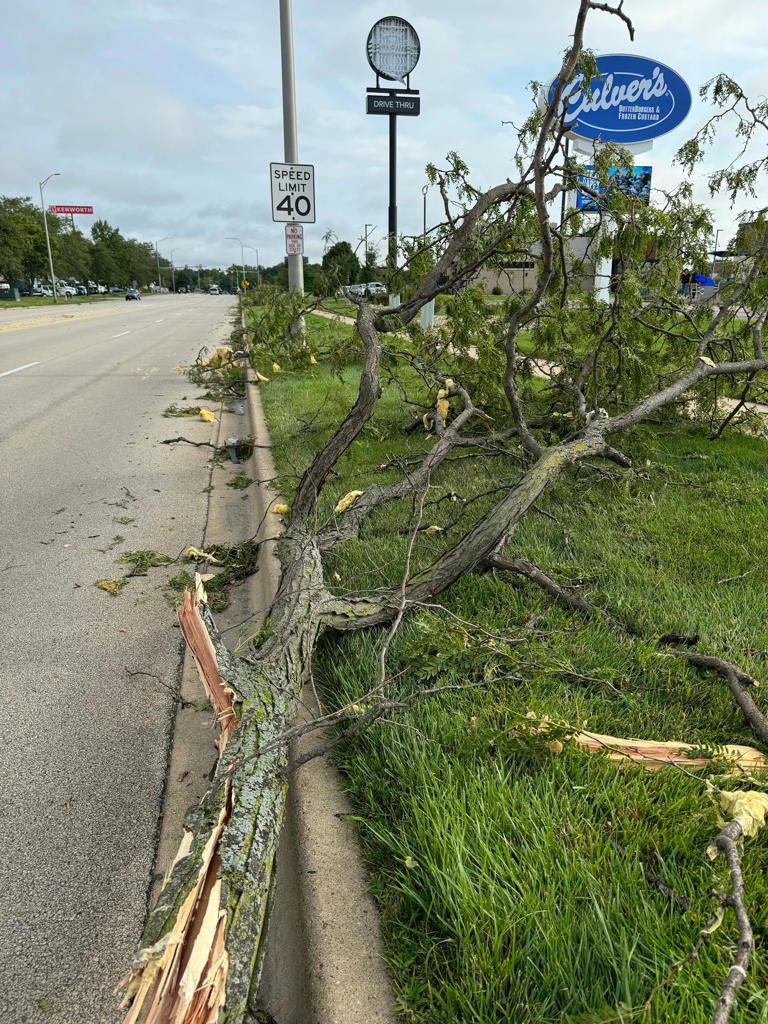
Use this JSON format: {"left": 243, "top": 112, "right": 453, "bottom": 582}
{"left": 270, "top": 163, "right": 315, "bottom": 223}
{"left": 285, "top": 224, "right": 304, "bottom": 255}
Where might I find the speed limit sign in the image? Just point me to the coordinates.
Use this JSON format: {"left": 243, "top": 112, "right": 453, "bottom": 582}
{"left": 270, "top": 162, "right": 316, "bottom": 223}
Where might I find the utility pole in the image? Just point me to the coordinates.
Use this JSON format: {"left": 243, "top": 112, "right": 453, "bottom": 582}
{"left": 364, "top": 223, "right": 373, "bottom": 270}
{"left": 279, "top": 0, "right": 304, "bottom": 295}
{"left": 39, "top": 172, "right": 60, "bottom": 303}
{"left": 170, "top": 249, "right": 176, "bottom": 293}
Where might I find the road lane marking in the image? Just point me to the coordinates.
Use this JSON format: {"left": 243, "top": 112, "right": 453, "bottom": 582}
{"left": 0, "top": 361, "right": 40, "bottom": 378}
{"left": 112, "top": 331, "right": 130, "bottom": 338}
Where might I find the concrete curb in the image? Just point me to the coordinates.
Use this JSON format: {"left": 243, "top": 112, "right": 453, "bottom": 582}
{"left": 245, "top": 368, "right": 397, "bottom": 1024}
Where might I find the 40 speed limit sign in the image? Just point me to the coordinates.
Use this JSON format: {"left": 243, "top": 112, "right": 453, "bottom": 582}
{"left": 270, "top": 162, "right": 316, "bottom": 223}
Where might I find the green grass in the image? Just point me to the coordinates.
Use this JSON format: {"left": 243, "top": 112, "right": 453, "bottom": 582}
{"left": 257, "top": 323, "right": 768, "bottom": 1023}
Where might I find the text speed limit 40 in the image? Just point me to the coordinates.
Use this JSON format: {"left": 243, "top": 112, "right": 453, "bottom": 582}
{"left": 270, "top": 162, "right": 316, "bottom": 223}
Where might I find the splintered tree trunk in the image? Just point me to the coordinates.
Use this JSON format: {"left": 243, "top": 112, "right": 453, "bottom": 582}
{"left": 118, "top": 535, "right": 324, "bottom": 1024}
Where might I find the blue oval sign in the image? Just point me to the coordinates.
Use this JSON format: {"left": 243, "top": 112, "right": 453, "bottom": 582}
{"left": 547, "top": 54, "right": 692, "bottom": 143}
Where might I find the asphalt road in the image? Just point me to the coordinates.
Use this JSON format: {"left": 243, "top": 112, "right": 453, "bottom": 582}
{"left": 0, "top": 295, "right": 234, "bottom": 1023}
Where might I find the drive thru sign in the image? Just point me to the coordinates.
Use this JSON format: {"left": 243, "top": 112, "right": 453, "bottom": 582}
{"left": 270, "top": 162, "right": 315, "bottom": 223}
{"left": 285, "top": 224, "right": 304, "bottom": 255}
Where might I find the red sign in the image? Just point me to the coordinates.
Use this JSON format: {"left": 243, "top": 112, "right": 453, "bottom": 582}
{"left": 285, "top": 223, "right": 304, "bottom": 255}
{"left": 48, "top": 205, "right": 93, "bottom": 215}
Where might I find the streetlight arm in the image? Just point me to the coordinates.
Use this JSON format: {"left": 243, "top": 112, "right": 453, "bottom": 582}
{"left": 39, "top": 173, "right": 61, "bottom": 303}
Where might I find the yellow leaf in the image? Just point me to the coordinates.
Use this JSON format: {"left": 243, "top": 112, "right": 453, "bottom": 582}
{"left": 546, "top": 740, "right": 564, "bottom": 754}
{"left": 422, "top": 413, "right": 430, "bottom": 430}
{"left": 698, "top": 355, "right": 716, "bottom": 367}
{"left": 334, "top": 490, "right": 363, "bottom": 514}
{"left": 254, "top": 372, "right": 269, "bottom": 382}
{"left": 436, "top": 397, "right": 449, "bottom": 420}
{"left": 436, "top": 388, "right": 448, "bottom": 399}
{"left": 404, "top": 856, "right": 419, "bottom": 869}
{"left": 333, "top": 572, "right": 341, "bottom": 581}
{"left": 185, "top": 547, "right": 223, "bottom": 565}
{"left": 273, "top": 503, "right": 288, "bottom": 515}
{"left": 199, "top": 409, "right": 216, "bottom": 422}
{"left": 206, "top": 346, "right": 234, "bottom": 367}
{"left": 424, "top": 525, "right": 442, "bottom": 534}
{"left": 310, "top": 355, "right": 318, "bottom": 365}
{"left": 444, "top": 378, "right": 455, "bottom": 389}
{"left": 719, "top": 789, "right": 768, "bottom": 837}
{"left": 96, "top": 579, "right": 124, "bottom": 595}
{"left": 272, "top": 362, "right": 281, "bottom": 372}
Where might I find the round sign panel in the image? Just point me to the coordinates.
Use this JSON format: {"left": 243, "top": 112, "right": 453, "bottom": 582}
{"left": 547, "top": 54, "right": 692, "bottom": 144}
{"left": 367, "top": 16, "right": 420, "bottom": 83}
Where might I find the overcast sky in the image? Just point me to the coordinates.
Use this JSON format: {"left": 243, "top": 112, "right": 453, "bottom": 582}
{"left": 4, "top": 0, "right": 767, "bottom": 274}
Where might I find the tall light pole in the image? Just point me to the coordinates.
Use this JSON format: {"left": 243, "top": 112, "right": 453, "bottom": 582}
{"left": 39, "top": 172, "right": 60, "bottom": 303}
{"left": 422, "top": 184, "right": 428, "bottom": 240}
{"left": 711, "top": 228, "right": 721, "bottom": 280}
{"left": 155, "top": 236, "right": 171, "bottom": 290}
{"left": 245, "top": 244, "right": 260, "bottom": 286}
{"left": 226, "top": 237, "right": 245, "bottom": 291}
{"left": 169, "top": 248, "right": 177, "bottom": 293}
{"left": 279, "top": 0, "right": 304, "bottom": 295}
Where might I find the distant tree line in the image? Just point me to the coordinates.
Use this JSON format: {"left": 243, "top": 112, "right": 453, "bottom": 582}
{"left": 0, "top": 194, "right": 390, "bottom": 295}
{"left": 0, "top": 195, "right": 231, "bottom": 293}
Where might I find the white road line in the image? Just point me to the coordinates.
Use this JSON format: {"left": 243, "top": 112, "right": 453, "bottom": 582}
{"left": 0, "top": 361, "right": 40, "bottom": 378}
{"left": 112, "top": 331, "right": 130, "bottom": 338}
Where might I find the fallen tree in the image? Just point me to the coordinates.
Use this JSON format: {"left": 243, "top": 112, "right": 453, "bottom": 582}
{"left": 118, "top": 2, "right": 768, "bottom": 1021}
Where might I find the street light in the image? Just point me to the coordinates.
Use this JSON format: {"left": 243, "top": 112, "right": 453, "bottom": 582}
{"left": 421, "top": 184, "right": 428, "bottom": 241}
{"left": 244, "top": 245, "right": 260, "bottom": 287}
{"left": 169, "top": 249, "right": 177, "bottom": 293}
{"left": 39, "top": 172, "right": 60, "bottom": 303}
{"left": 225, "top": 237, "right": 245, "bottom": 290}
{"left": 155, "top": 236, "right": 171, "bottom": 290}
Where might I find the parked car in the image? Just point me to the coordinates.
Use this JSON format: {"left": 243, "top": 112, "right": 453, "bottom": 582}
{"left": 365, "top": 282, "right": 387, "bottom": 295}
{"left": 109, "top": 286, "right": 124, "bottom": 293}
{"left": 125, "top": 289, "right": 141, "bottom": 301}
{"left": 75, "top": 284, "right": 87, "bottom": 295}
{"left": 59, "top": 284, "right": 77, "bottom": 297}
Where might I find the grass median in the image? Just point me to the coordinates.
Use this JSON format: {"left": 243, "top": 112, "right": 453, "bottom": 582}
{"left": 256, "top": 317, "right": 768, "bottom": 1024}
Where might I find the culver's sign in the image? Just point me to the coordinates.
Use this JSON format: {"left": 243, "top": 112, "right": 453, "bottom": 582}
{"left": 548, "top": 54, "right": 692, "bottom": 143}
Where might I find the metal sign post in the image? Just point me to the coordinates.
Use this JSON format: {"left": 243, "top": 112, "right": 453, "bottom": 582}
{"left": 279, "top": 0, "right": 304, "bottom": 295}
{"left": 365, "top": 16, "right": 421, "bottom": 283}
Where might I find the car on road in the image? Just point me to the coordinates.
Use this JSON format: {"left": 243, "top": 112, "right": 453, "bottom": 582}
{"left": 125, "top": 289, "right": 141, "bottom": 301}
